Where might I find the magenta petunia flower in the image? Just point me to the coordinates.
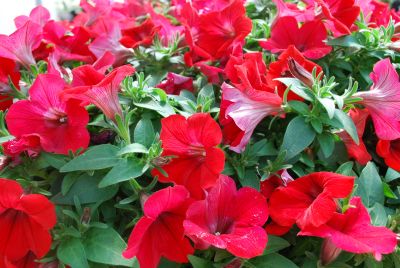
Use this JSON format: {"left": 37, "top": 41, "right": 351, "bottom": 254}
{"left": 0, "top": 21, "right": 42, "bottom": 68}
{"left": 6, "top": 74, "right": 90, "bottom": 155}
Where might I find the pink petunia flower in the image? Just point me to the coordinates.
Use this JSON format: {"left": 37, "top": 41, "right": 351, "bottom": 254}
{"left": 6, "top": 74, "right": 90, "bottom": 155}
{"left": 61, "top": 65, "right": 135, "bottom": 121}
{"left": 354, "top": 58, "right": 400, "bottom": 140}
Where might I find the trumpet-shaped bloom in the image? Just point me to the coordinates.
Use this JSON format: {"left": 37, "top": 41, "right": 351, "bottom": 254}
{"left": 269, "top": 172, "right": 354, "bottom": 228}
{"left": 299, "top": 197, "right": 397, "bottom": 261}
{"left": 123, "top": 186, "right": 194, "bottom": 268}
{"left": 6, "top": 74, "right": 90, "bottom": 155}
{"left": 272, "top": 0, "right": 315, "bottom": 22}
{"left": 316, "top": 0, "right": 360, "bottom": 37}
{"left": 156, "top": 72, "right": 194, "bottom": 95}
{"left": 62, "top": 65, "right": 135, "bottom": 120}
{"left": 354, "top": 58, "right": 400, "bottom": 140}
{"left": 152, "top": 113, "right": 225, "bottom": 198}
{"left": 376, "top": 138, "right": 400, "bottom": 171}
{"left": 0, "top": 178, "right": 56, "bottom": 265}
{"left": 183, "top": 175, "right": 268, "bottom": 258}
{"left": 221, "top": 83, "right": 283, "bottom": 152}
{"left": 182, "top": 0, "right": 252, "bottom": 64}
{"left": 0, "top": 21, "right": 42, "bottom": 68}
{"left": 338, "top": 109, "right": 372, "bottom": 165}
{"left": 260, "top": 17, "right": 332, "bottom": 60}
{"left": 0, "top": 57, "right": 20, "bottom": 111}
{"left": 120, "top": 18, "right": 160, "bottom": 48}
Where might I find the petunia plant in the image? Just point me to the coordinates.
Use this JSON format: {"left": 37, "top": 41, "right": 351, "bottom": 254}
{"left": 0, "top": 0, "right": 399, "bottom": 268}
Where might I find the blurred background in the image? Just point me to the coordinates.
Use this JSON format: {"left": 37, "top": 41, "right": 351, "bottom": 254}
{"left": 0, "top": 0, "right": 80, "bottom": 34}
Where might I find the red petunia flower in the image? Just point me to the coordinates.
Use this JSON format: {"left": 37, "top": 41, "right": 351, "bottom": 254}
{"left": 182, "top": 0, "right": 252, "bottom": 65}
{"left": 61, "top": 65, "right": 135, "bottom": 121}
{"left": 354, "top": 58, "right": 400, "bottom": 140}
{"left": 6, "top": 74, "right": 90, "bottom": 155}
{"left": 3, "top": 135, "right": 41, "bottom": 158}
{"left": 120, "top": 18, "right": 160, "bottom": 49}
{"left": 224, "top": 52, "right": 271, "bottom": 92}
{"left": 0, "top": 178, "right": 56, "bottom": 265}
{"left": 260, "top": 170, "right": 293, "bottom": 200}
{"left": 183, "top": 175, "right": 269, "bottom": 258}
{"left": 0, "top": 21, "right": 42, "bottom": 68}
{"left": 315, "top": 0, "right": 360, "bottom": 37}
{"left": 260, "top": 17, "right": 332, "bottom": 60}
{"left": 220, "top": 83, "right": 283, "bottom": 153}
{"left": 337, "top": 109, "right": 372, "bottom": 165}
{"left": 376, "top": 138, "right": 400, "bottom": 171}
{"left": 267, "top": 45, "right": 323, "bottom": 101}
{"left": 0, "top": 57, "right": 20, "bottom": 111}
{"left": 272, "top": 0, "right": 315, "bottom": 23}
{"left": 299, "top": 197, "right": 397, "bottom": 262}
{"left": 156, "top": 72, "right": 194, "bottom": 95}
{"left": 269, "top": 172, "right": 354, "bottom": 228}
{"left": 123, "top": 186, "right": 194, "bottom": 268}
{"left": 152, "top": 113, "right": 225, "bottom": 199}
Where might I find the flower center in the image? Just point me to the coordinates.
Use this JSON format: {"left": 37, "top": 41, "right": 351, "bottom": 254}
{"left": 44, "top": 107, "right": 68, "bottom": 126}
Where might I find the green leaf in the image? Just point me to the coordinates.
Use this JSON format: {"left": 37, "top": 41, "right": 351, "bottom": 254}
{"left": 246, "top": 253, "right": 299, "bottom": 268}
{"left": 57, "top": 238, "right": 89, "bottom": 268}
{"left": 83, "top": 227, "right": 137, "bottom": 267}
{"left": 385, "top": 168, "right": 400, "bottom": 182}
{"left": 274, "top": 78, "right": 314, "bottom": 101}
{"left": 336, "top": 162, "right": 355, "bottom": 176}
{"left": 264, "top": 236, "right": 290, "bottom": 255}
{"left": 60, "top": 144, "right": 120, "bottom": 172}
{"left": 134, "top": 118, "right": 155, "bottom": 148}
{"left": 288, "top": 100, "right": 310, "bottom": 115}
{"left": 368, "top": 203, "right": 387, "bottom": 226}
{"left": 61, "top": 172, "right": 80, "bottom": 195}
{"left": 317, "top": 133, "right": 335, "bottom": 158}
{"left": 333, "top": 109, "right": 359, "bottom": 145}
{"left": 118, "top": 143, "right": 149, "bottom": 155}
{"left": 250, "top": 139, "right": 278, "bottom": 156}
{"left": 41, "top": 152, "right": 68, "bottom": 169}
{"left": 134, "top": 98, "right": 175, "bottom": 117}
{"left": 99, "top": 158, "right": 148, "bottom": 187}
{"left": 280, "top": 116, "right": 316, "bottom": 161}
{"left": 188, "top": 255, "right": 214, "bottom": 268}
{"left": 383, "top": 182, "right": 398, "bottom": 199}
{"left": 318, "top": 98, "right": 336, "bottom": 119}
{"left": 52, "top": 173, "right": 118, "bottom": 205}
{"left": 327, "top": 35, "right": 364, "bottom": 48}
{"left": 354, "top": 162, "right": 384, "bottom": 207}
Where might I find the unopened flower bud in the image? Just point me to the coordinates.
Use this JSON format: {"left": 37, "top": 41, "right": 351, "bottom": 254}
{"left": 151, "top": 156, "right": 171, "bottom": 167}
{"left": 140, "top": 192, "right": 149, "bottom": 210}
{"left": 80, "top": 207, "right": 91, "bottom": 225}
{"left": 288, "top": 58, "right": 314, "bottom": 88}
{"left": 320, "top": 238, "right": 342, "bottom": 266}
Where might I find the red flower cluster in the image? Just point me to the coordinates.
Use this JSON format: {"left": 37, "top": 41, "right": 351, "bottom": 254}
{"left": 0, "top": 178, "right": 56, "bottom": 267}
